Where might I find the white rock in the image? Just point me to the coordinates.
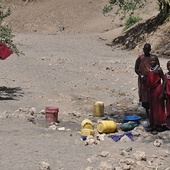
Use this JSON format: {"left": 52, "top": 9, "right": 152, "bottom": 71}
{"left": 85, "top": 167, "right": 94, "bottom": 170}
{"left": 133, "top": 151, "right": 147, "bottom": 161}
{"left": 87, "top": 158, "right": 92, "bottom": 163}
{"left": 39, "top": 110, "right": 45, "bottom": 115}
{"left": 57, "top": 127, "right": 66, "bottom": 131}
{"left": 124, "top": 158, "right": 135, "bottom": 165}
{"left": 98, "top": 161, "right": 114, "bottom": 170}
{"left": 123, "top": 164, "right": 131, "bottom": 170}
{"left": 48, "top": 125, "right": 57, "bottom": 130}
{"left": 131, "top": 87, "right": 137, "bottom": 91}
{"left": 85, "top": 138, "right": 97, "bottom": 145}
{"left": 99, "top": 151, "right": 109, "bottom": 157}
{"left": 38, "top": 161, "right": 51, "bottom": 170}
{"left": 153, "top": 139, "right": 163, "bottom": 147}
{"left": 0, "top": 111, "right": 10, "bottom": 119}
{"left": 97, "top": 134, "right": 106, "bottom": 141}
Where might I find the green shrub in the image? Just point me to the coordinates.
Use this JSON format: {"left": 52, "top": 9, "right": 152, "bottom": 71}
{"left": 109, "top": 0, "right": 116, "bottom": 4}
{"left": 124, "top": 14, "right": 142, "bottom": 30}
{"left": 103, "top": 4, "right": 113, "bottom": 14}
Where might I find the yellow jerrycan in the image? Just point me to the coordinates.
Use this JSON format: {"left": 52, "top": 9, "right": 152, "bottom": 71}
{"left": 97, "top": 120, "right": 117, "bottom": 133}
{"left": 81, "top": 129, "right": 95, "bottom": 137}
{"left": 81, "top": 119, "right": 94, "bottom": 130}
{"left": 93, "top": 101, "right": 104, "bottom": 117}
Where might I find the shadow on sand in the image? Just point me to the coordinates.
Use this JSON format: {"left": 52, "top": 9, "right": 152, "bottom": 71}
{"left": 0, "top": 86, "right": 24, "bottom": 100}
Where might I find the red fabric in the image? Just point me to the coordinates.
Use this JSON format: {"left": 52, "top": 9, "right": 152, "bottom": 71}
{"left": 0, "top": 43, "right": 13, "bottom": 60}
{"left": 147, "top": 71, "right": 166, "bottom": 126}
{"left": 165, "top": 73, "right": 170, "bottom": 115}
{"left": 139, "top": 54, "right": 150, "bottom": 76}
{"left": 138, "top": 55, "right": 150, "bottom": 103}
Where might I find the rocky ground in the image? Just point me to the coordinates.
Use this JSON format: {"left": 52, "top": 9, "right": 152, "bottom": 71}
{"left": 0, "top": 0, "right": 170, "bottom": 170}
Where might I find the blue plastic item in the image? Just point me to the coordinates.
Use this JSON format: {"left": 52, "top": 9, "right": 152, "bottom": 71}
{"left": 82, "top": 136, "right": 87, "bottom": 141}
{"left": 123, "top": 115, "right": 141, "bottom": 122}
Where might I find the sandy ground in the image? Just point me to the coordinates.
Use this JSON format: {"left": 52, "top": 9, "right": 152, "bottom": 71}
{"left": 0, "top": 1, "right": 170, "bottom": 170}
{"left": 1, "top": 32, "right": 170, "bottom": 170}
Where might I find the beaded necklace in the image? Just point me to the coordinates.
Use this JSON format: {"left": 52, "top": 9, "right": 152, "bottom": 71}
{"left": 150, "top": 65, "right": 159, "bottom": 72}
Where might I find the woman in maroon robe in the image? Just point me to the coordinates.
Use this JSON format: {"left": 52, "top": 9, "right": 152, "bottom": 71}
{"left": 135, "top": 43, "right": 160, "bottom": 117}
{"left": 146, "top": 55, "right": 166, "bottom": 131}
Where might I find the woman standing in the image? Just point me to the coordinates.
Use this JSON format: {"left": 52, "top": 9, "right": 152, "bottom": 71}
{"left": 146, "top": 55, "right": 166, "bottom": 132}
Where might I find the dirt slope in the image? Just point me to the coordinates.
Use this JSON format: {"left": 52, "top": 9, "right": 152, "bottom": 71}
{"left": 3, "top": 0, "right": 158, "bottom": 35}
{"left": 4, "top": 0, "right": 170, "bottom": 56}
{"left": 4, "top": 0, "right": 117, "bottom": 34}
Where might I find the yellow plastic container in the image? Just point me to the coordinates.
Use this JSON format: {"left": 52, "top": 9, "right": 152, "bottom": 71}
{"left": 81, "top": 129, "right": 95, "bottom": 137}
{"left": 97, "top": 120, "right": 117, "bottom": 133}
{"left": 93, "top": 101, "right": 104, "bottom": 117}
{"left": 81, "top": 119, "right": 94, "bottom": 130}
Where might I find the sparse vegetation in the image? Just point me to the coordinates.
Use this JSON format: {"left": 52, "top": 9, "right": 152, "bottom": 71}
{"left": 103, "top": 0, "right": 146, "bottom": 29}
{"left": 103, "top": 0, "right": 146, "bottom": 16}
{"left": 124, "top": 14, "right": 142, "bottom": 30}
{"left": 0, "top": 0, "right": 21, "bottom": 56}
{"left": 103, "top": 0, "right": 170, "bottom": 29}
{"left": 103, "top": 4, "right": 113, "bottom": 14}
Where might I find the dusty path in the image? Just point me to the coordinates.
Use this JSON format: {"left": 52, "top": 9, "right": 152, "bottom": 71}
{"left": 1, "top": 33, "right": 140, "bottom": 115}
{"left": 0, "top": 33, "right": 170, "bottom": 170}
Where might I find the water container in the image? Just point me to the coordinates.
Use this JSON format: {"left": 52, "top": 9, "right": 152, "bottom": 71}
{"left": 45, "top": 106, "right": 59, "bottom": 124}
{"left": 93, "top": 101, "right": 104, "bottom": 117}
{"left": 81, "top": 119, "right": 94, "bottom": 130}
{"left": 97, "top": 120, "right": 117, "bottom": 133}
{"left": 81, "top": 129, "right": 95, "bottom": 137}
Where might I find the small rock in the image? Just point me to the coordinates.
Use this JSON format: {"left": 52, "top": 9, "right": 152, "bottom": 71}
{"left": 124, "top": 158, "right": 135, "bottom": 165}
{"left": 153, "top": 139, "right": 163, "bottom": 147}
{"left": 131, "top": 87, "right": 137, "bottom": 91}
{"left": 123, "top": 164, "right": 131, "bottom": 170}
{"left": 27, "top": 116, "right": 36, "bottom": 124}
{"left": 99, "top": 151, "right": 109, "bottom": 157}
{"left": 57, "top": 127, "right": 66, "bottom": 131}
{"left": 39, "top": 110, "right": 45, "bottom": 115}
{"left": 48, "top": 124, "right": 57, "bottom": 130}
{"left": 126, "top": 147, "right": 132, "bottom": 152}
{"left": 38, "top": 161, "right": 51, "bottom": 170}
{"left": 87, "top": 158, "right": 92, "bottom": 163}
{"left": 85, "top": 137, "right": 97, "bottom": 146}
{"left": 97, "top": 133, "right": 106, "bottom": 141}
{"left": 98, "top": 161, "right": 114, "bottom": 170}
{"left": 120, "top": 150, "right": 127, "bottom": 156}
{"left": 67, "top": 128, "right": 71, "bottom": 132}
{"left": 133, "top": 151, "right": 147, "bottom": 161}
{"left": 85, "top": 167, "right": 94, "bottom": 170}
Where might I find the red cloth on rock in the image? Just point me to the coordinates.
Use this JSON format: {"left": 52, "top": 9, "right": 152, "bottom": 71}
{"left": 0, "top": 43, "right": 13, "bottom": 60}
{"left": 147, "top": 71, "right": 166, "bottom": 126}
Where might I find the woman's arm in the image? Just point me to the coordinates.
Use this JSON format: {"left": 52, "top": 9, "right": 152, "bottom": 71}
{"left": 135, "top": 57, "right": 141, "bottom": 76}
